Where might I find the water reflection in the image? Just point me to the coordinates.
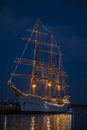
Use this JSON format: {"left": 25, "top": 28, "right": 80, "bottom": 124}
{"left": 30, "top": 116, "right": 35, "bottom": 130}
{"left": 47, "top": 116, "right": 51, "bottom": 130}
{"left": 3, "top": 114, "right": 72, "bottom": 130}
{"left": 4, "top": 115, "right": 7, "bottom": 130}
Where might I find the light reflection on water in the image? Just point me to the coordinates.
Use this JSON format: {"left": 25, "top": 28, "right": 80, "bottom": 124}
{"left": 2, "top": 114, "right": 72, "bottom": 130}
{"left": 4, "top": 115, "right": 7, "bottom": 130}
{"left": 1, "top": 110, "right": 87, "bottom": 130}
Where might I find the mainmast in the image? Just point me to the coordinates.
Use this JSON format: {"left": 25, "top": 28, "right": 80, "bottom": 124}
{"left": 47, "top": 34, "right": 53, "bottom": 97}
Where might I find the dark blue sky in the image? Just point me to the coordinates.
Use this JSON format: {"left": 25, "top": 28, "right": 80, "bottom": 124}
{"left": 0, "top": 0, "right": 87, "bottom": 104}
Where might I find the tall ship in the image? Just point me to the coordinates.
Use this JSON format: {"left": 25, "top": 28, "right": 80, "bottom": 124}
{"left": 8, "top": 20, "right": 70, "bottom": 113}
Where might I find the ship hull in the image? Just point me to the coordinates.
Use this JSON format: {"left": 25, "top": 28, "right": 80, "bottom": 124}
{"left": 18, "top": 95, "right": 70, "bottom": 113}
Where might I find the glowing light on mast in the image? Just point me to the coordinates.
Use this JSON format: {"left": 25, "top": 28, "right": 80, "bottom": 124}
{"left": 48, "top": 82, "right": 52, "bottom": 87}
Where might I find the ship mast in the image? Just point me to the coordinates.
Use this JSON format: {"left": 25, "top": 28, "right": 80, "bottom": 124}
{"left": 47, "top": 34, "right": 53, "bottom": 97}
{"left": 31, "top": 21, "right": 39, "bottom": 95}
{"left": 57, "top": 51, "right": 62, "bottom": 98}
{"left": 30, "top": 20, "right": 49, "bottom": 95}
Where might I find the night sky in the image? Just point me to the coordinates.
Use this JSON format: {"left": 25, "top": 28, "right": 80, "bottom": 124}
{"left": 0, "top": 0, "right": 87, "bottom": 104}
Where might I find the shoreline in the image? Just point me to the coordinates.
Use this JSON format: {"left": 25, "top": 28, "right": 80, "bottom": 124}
{"left": 0, "top": 103, "right": 87, "bottom": 114}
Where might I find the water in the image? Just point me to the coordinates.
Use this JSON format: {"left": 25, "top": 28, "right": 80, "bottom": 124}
{"left": 0, "top": 109, "right": 87, "bottom": 130}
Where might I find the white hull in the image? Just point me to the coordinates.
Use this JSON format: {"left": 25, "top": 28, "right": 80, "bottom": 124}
{"left": 8, "top": 82, "right": 70, "bottom": 113}
{"left": 18, "top": 95, "right": 69, "bottom": 113}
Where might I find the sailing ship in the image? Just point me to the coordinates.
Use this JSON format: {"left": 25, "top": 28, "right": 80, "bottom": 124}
{"left": 8, "top": 20, "right": 70, "bottom": 113}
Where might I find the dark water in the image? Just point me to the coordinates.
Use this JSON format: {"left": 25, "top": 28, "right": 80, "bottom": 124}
{"left": 0, "top": 109, "right": 87, "bottom": 130}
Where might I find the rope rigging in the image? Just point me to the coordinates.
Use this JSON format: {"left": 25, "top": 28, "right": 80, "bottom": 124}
{"left": 9, "top": 19, "right": 60, "bottom": 81}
